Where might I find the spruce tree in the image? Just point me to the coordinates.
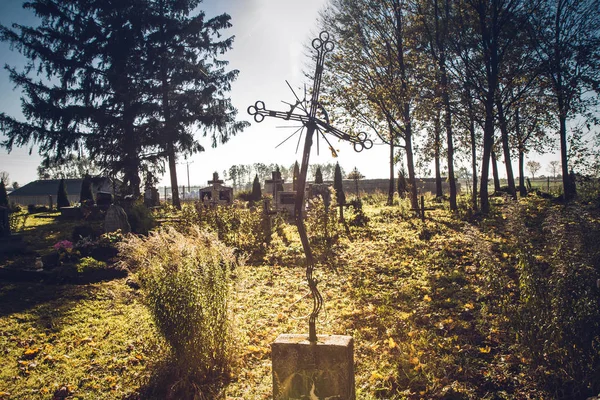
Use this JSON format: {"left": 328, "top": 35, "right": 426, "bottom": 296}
{"left": 275, "top": 166, "right": 284, "bottom": 192}
{"left": 57, "top": 179, "right": 70, "bottom": 209}
{"left": 315, "top": 167, "right": 324, "bottom": 184}
{"left": 398, "top": 169, "right": 408, "bottom": 199}
{"left": 80, "top": 174, "right": 95, "bottom": 205}
{"left": 333, "top": 162, "right": 345, "bottom": 206}
{"left": 0, "top": 181, "right": 8, "bottom": 208}
{"left": 0, "top": 0, "right": 247, "bottom": 201}
{"left": 251, "top": 175, "right": 262, "bottom": 201}
{"left": 143, "top": 0, "right": 248, "bottom": 208}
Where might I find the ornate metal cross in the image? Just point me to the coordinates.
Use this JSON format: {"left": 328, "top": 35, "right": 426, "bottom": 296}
{"left": 248, "top": 31, "right": 372, "bottom": 342}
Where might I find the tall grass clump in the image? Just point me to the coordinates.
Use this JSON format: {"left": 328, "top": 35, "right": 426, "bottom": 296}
{"left": 119, "top": 227, "right": 236, "bottom": 387}
{"left": 505, "top": 198, "right": 600, "bottom": 397}
{"left": 172, "top": 201, "right": 277, "bottom": 264}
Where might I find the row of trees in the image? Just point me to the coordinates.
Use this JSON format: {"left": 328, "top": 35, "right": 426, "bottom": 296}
{"left": 319, "top": 0, "right": 600, "bottom": 212}
{"left": 0, "top": 0, "right": 247, "bottom": 209}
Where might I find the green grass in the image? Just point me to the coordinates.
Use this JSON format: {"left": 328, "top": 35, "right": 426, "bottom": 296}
{"left": 1, "top": 194, "right": 598, "bottom": 399}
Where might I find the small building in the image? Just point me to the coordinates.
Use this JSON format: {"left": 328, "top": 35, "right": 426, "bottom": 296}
{"left": 199, "top": 173, "right": 233, "bottom": 205}
{"left": 8, "top": 177, "right": 115, "bottom": 207}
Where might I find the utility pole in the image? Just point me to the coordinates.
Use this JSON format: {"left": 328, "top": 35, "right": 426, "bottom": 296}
{"left": 177, "top": 161, "right": 194, "bottom": 193}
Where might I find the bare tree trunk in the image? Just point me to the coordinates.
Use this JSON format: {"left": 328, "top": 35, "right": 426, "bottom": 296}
{"left": 480, "top": 101, "right": 494, "bottom": 212}
{"left": 515, "top": 108, "right": 527, "bottom": 197}
{"left": 388, "top": 138, "right": 394, "bottom": 206}
{"left": 470, "top": 118, "right": 478, "bottom": 211}
{"left": 496, "top": 100, "right": 516, "bottom": 198}
{"left": 559, "top": 111, "right": 572, "bottom": 199}
{"left": 434, "top": 108, "right": 443, "bottom": 198}
{"left": 406, "top": 130, "right": 419, "bottom": 210}
{"left": 491, "top": 147, "right": 501, "bottom": 193}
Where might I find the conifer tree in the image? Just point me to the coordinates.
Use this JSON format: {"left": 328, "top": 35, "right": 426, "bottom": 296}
{"left": 0, "top": 0, "right": 247, "bottom": 201}
{"left": 315, "top": 167, "right": 324, "bottom": 184}
{"left": 398, "top": 168, "right": 408, "bottom": 199}
{"left": 57, "top": 179, "right": 70, "bottom": 209}
{"left": 251, "top": 174, "right": 262, "bottom": 202}
{"left": 333, "top": 162, "right": 345, "bottom": 206}
{"left": 143, "top": 0, "right": 248, "bottom": 208}
{"left": 80, "top": 175, "right": 94, "bottom": 205}
{"left": 0, "top": 181, "right": 8, "bottom": 208}
{"left": 275, "top": 166, "right": 284, "bottom": 192}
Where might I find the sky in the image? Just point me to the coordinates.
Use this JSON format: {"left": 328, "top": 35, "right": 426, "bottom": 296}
{"left": 0, "top": 0, "right": 561, "bottom": 188}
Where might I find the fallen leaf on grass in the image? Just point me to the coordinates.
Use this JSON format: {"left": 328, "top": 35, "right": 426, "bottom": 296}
{"left": 22, "top": 347, "right": 40, "bottom": 359}
{"left": 369, "top": 371, "right": 384, "bottom": 382}
{"left": 479, "top": 346, "right": 491, "bottom": 354}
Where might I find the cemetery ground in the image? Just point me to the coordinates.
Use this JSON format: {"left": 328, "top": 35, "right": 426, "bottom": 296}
{"left": 1, "top": 193, "right": 599, "bottom": 399}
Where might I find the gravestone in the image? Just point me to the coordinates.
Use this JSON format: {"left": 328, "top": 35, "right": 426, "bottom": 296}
{"left": 278, "top": 192, "right": 297, "bottom": 217}
{"left": 308, "top": 184, "right": 332, "bottom": 211}
{"left": 96, "top": 192, "right": 113, "bottom": 211}
{"left": 265, "top": 170, "right": 285, "bottom": 210}
{"left": 199, "top": 172, "right": 233, "bottom": 206}
{"left": 104, "top": 204, "right": 131, "bottom": 234}
{"left": 272, "top": 334, "right": 355, "bottom": 400}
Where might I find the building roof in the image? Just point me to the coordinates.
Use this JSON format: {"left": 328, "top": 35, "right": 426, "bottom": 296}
{"left": 8, "top": 177, "right": 111, "bottom": 197}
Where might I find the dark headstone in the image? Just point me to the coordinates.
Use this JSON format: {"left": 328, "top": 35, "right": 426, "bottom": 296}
{"left": 96, "top": 192, "right": 113, "bottom": 210}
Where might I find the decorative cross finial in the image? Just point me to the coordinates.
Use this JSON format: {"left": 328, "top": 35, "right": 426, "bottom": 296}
{"left": 248, "top": 31, "right": 372, "bottom": 342}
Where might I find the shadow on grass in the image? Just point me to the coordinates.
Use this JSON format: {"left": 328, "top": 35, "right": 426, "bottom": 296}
{"left": 126, "top": 358, "right": 230, "bottom": 400}
{"left": 0, "top": 281, "right": 104, "bottom": 332}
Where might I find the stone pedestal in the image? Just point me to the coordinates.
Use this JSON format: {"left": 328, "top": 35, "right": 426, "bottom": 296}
{"left": 272, "top": 334, "right": 355, "bottom": 400}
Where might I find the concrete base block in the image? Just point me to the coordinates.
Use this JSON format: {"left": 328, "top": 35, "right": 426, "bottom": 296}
{"left": 272, "top": 334, "right": 355, "bottom": 400}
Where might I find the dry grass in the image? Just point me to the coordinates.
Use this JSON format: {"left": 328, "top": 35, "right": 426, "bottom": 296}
{"left": 1, "top": 195, "right": 599, "bottom": 399}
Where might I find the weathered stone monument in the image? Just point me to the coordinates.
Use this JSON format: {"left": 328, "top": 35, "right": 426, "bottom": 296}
{"left": 277, "top": 191, "right": 297, "bottom": 216}
{"left": 249, "top": 31, "right": 372, "bottom": 400}
{"left": 104, "top": 204, "right": 131, "bottom": 234}
{"left": 199, "top": 172, "right": 233, "bottom": 205}
{"left": 265, "top": 169, "right": 285, "bottom": 210}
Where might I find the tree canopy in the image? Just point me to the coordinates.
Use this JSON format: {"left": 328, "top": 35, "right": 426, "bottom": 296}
{"left": 0, "top": 0, "right": 247, "bottom": 199}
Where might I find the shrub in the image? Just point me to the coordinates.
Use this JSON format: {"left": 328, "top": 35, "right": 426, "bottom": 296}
{"left": 118, "top": 227, "right": 236, "bottom": 382}
{"left": 503, "top": 199, "right": 600, "bottom": 396}
{"left": 71, "top": 224, "right": 97, "bottom": 243}
{"left": 236, "top": 190, "right": 254, "bottom": 202}
{"left": 126, "top": 200, "right": 155, "bottom": 235}
{"left": 172, "top": 202, "right": 275, "bottom": 264}
{"left": 80, "top": 174, "right": 95, "bottom": 205}
{"left": 0, "top": 181, "right": 8, "bottom": 207}
{"left": 57, "top": 178, "right": 70, "bottom": 208}
{"left": 8, "top": 210, "right": 28, "bottom": 232}
{"left": 76, "top": 256, "right": 107, "bottom": 273}
{"left": 251, "top": 174, "right": 262, "bottom": 201}
{"left": 347, "top": 198, "right": 369, "bottom": 227}
{"left": 333, "top": 162, "right": 345, "bottom": 206}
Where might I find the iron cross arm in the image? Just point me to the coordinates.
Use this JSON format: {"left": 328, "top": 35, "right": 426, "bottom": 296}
{"left": 247, "top": 100, "right": 374, "bottom": 152}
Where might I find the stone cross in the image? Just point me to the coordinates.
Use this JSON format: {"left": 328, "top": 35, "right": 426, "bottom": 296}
{"left": 265, "top": 170, "right": 284, "bottom": 210}
{"left": 248, "top": 31, "right": 372, "bottom": 342}
{"left": 208, "top": 172, "right": 223, "bottom": 187}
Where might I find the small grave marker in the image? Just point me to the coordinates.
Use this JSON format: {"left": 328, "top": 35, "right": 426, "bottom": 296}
{"left": 199, "top": 172, "right": 233, "bottom": 205}
{"left": 104, "top": 204, "right": 131, "bottom": 234}
{"left": 411, "top": 195, "right": 436, "bottom": 222}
